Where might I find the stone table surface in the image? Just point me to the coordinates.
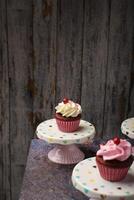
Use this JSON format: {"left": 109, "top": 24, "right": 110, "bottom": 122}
{"left": 19, "top": 138, "right": 102, "bottom": 200}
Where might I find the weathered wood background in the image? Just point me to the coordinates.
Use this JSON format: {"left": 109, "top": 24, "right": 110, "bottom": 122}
{"left": 0, "top": 0, "right": 134, "bottom": 199}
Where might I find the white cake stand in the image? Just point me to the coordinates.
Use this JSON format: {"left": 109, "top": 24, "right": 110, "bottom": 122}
{"left": 36, "top": 119, "right": 95, "bottom": 164}
{"left": 72, "top": 157, "right": 134, "bottom": 200}
{"left": 121, "top": 118, "right": 134, "bottom": 139}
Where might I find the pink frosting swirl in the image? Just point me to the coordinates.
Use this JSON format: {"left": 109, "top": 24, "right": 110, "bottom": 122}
{"left": 97, "top": 139, "right": 132, "bottom": 161}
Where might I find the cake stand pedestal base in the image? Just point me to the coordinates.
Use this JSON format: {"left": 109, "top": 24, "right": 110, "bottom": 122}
{"left": 48, "top": 144, "right": 85, "bottom": 164}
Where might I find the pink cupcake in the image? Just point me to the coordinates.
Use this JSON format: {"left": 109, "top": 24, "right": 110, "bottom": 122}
{"left": 55, "top": 98, "right": 82, "bottom": 132}
{"left": 96, "top": 137, "right": 133, "bottom": 182}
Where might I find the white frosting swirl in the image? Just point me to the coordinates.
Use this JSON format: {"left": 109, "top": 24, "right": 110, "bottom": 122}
{"left": 55, "top": 100, "right": 82, "bottom": 117}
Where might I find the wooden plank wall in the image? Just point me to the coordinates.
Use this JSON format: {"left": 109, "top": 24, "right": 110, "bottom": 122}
{"left": 0, "top": 0, "right": 134, "bottom": 199}
{"left": 7, "top": 0, "right": 33, "bottom": 199}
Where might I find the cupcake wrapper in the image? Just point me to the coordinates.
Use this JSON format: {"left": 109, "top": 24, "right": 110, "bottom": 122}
{"left": 56, "top": 118, "right": 80, "bottom": 132}
{"left": 97, "top": 161, "right": 129, "bottom": 181}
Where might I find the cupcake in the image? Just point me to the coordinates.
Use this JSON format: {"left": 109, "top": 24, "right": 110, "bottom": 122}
{"left": 96, "top": 137, "right": 133, "bottom": 181}
{"left": 55, "top": 98, "right": 82, "bottom": 132}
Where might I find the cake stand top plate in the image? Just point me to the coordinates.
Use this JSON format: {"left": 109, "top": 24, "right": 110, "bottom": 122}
{"left": 36, "top": 119, "right": 95, "bottom": 145}
{"left": 72, "top": 157, "right": 134, "bottom": 200}
{"left": 121, "top": 118, "right": 134, "bottom": 139}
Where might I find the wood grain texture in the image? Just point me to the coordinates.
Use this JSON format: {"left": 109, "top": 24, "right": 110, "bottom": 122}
{"left": 103, "top": 0, "right": 134, "bottom": 138}
{"left": 33, "top": 0, "right": 57, "bottom": 127}
{"left": 81, "top": 0, "right": 109, "bottom": 136}
{"left": 56, "top": 0, "right": 84, "bottom": 104}
{"left": 127, "top": 19, "right": 134, "bottom": 118}
{"left": 7, "top": 4, "right": 33, "bottom": 200}
{"left": 127, "top": 63, "right": 134, "bottom": 117}
{"left": 7, "top": 0, "right": 32, "bottom": 10}
{"left": 0, "top": 2, "right": 10, "bottom": 199}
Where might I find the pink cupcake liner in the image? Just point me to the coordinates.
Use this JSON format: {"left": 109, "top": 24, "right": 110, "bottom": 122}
{"left": 56, "top": 118, "right": 80, "bottom": 132}
{"left": 97, "top": 161, "right": 129, "bottom": 181}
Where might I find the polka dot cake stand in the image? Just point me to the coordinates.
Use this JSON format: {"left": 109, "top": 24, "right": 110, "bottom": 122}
{"left": 121, "top": 118, "right": 134, "bottom": 139}
{"left": 72, "top": 157, "right": 134, "bottom": 200}
{"left": 36, "top": 119, "right": 95, "bottom": 164}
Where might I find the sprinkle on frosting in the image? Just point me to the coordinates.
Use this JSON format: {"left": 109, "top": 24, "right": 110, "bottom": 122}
{"left": 97, "top": 139, "right": 133, "bottom": 161}
{"left": 55, "top": 99, "right": 82, "bottom": 117}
